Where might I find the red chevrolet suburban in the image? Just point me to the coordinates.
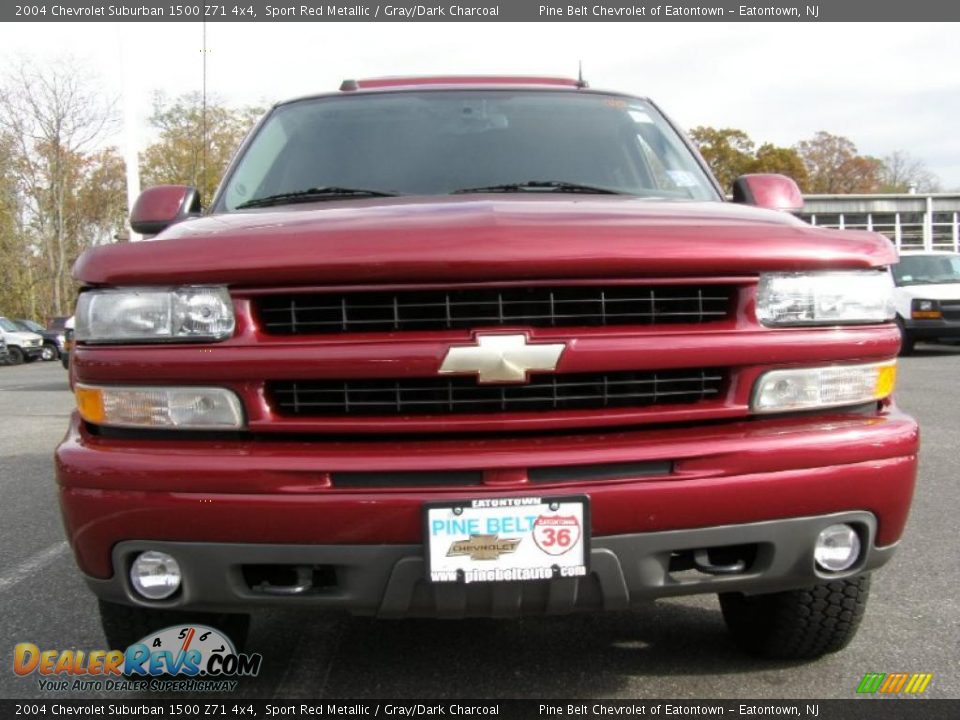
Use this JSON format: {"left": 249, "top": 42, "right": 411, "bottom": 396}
{"left": 57, "top": 76, "right": 918, "bottom": 660}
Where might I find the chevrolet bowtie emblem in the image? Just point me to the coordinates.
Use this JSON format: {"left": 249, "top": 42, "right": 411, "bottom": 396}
{"left": 438, "top": 334, "right": 566, "bottom": 384}
{"left": 447, "top": 534, "right": 522, "bottom": 561}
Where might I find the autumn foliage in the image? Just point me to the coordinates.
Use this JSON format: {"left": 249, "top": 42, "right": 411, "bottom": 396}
{"left": 689, "top": 127, "right": 938, "bottom": 195}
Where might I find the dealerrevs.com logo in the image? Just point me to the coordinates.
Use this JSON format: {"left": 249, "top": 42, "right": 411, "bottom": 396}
{"left": 13, "top": 625, "right": 262, "bottom": 693}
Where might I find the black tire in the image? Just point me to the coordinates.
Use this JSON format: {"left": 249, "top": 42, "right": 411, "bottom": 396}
{"left": 719, "top": 574, "right": 870, "bottom": 660}
{"left": 897, "top": 320, "right": 915, "bottom": 356}
{"left": 98, "top": 599, "right": 251, "bottom": 652}
{"left": 7, "top": 346, "right": 24, "bottom": 365}
{"left": 61, "top": 352, "right": 70, "bottom": 370}
{"left": 41, "top": 343, "right": 58, "bottom": 361}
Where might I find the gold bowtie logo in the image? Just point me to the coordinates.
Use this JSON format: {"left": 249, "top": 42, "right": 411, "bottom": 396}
{"left": 438, "top": 334, "right": 565, "bottom": 384}
{"left": 446, "top": 534, "right": 522, "bottom": 561}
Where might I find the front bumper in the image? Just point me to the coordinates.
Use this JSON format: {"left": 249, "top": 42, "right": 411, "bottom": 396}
{"left": 88, "top": 512, "right": 892, "bottom": 617}
{"left": 901, "top": 316, "right": 960, "bottom": 340}
{"left": 57, "top": 407, "right": 918, "bottom": 615}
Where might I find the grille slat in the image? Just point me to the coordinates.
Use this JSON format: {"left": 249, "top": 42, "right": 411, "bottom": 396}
{"left": 256, "top": 285, "right": 733, "bottom": 334}
{"left": 269, "top": 369, "right": 724, "bottom": 417}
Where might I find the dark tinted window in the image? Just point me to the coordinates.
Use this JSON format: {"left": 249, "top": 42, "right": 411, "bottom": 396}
{"left": 220, "top": 90, "right": 717, "bottom": 209}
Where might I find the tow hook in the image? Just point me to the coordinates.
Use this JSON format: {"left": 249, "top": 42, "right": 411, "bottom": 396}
{"left": 692, "top": 549, "right": 747, "bottom": 575}
{"left": 252, "top": 565, "right": 314, "bottom": 595}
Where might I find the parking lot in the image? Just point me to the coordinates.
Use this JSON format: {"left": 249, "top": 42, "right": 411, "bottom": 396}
{"left": 1, "top": 350, "right": 957, "bottom": 700}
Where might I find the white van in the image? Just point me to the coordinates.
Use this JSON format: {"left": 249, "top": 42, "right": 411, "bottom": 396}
{"left": 892, "top": 251, "right": 960, "bottom": 354}
{"left": 0, "top": 316, "right": 44, "bottom": 364}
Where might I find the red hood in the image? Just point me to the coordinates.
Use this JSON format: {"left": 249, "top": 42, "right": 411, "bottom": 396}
{"left": 74, "top": 196, "right": 896, "bottom": 286}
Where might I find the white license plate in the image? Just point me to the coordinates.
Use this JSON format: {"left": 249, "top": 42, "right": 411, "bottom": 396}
{"left": 424, "top": 496, "right": 589, "bottom": 583}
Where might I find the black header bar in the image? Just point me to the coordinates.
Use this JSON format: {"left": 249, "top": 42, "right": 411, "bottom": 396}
{"left": 5, "top": 0, "right": 960, "bottom": 22}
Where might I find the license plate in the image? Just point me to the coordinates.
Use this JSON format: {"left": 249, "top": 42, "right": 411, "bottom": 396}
{"left": 424, "top": 496, "right": 589, "bottom": 583}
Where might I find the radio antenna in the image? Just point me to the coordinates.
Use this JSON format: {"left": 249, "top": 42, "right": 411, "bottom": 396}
{"left": 201, "top": 21, "right": 208, "bottom": 197}
{"left": 577, "top": 61, "right": 588, "bottom": 89}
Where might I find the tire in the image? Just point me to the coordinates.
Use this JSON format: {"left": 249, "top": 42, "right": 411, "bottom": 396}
{"left": 719, "top": 574, "right": 870, "bottom": 660}
{"left": 41, "top": 344, "right": 58, "bottom": 361}
{"left": 7, "top": 346, "right": 24, "bottom": 365}
{"left": 98, "top": 599, "right": 251, "bottom": 653}
{"left": 897, "top": 320, "right": 915, "bottom": 356}
{"left": 61, "top": 352, "right": 70, "bottom": 370}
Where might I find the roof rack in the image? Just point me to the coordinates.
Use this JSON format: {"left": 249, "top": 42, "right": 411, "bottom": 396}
{"left": 339, "top": 76, "right": 582, "bottom": 91}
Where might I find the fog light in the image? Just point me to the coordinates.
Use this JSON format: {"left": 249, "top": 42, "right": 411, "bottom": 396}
{"left": 130, "top": 551, "right": 182, "bottom": 600}
{"left": 814, "top": 524, "right": 861, "bottom": 572}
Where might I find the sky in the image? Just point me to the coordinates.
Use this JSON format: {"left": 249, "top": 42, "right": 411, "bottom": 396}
{"left": 4, "top": 21, "right": 960, "bottom": 190}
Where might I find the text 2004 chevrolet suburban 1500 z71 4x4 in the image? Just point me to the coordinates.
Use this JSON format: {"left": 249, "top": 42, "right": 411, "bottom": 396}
{"left": 58, "top": 76, "right": 918, "bottom": 660}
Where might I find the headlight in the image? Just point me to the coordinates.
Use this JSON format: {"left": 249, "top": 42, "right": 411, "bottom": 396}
{"left": 756, "top": 271, "right": 894, "bottom": 326}
{"left": 75, "top": 385, "right": 244, "bottom": 429}
{"left": 911, "top": 299, "right": 941, "bottom": 319}
{"left": 75, "top": 286, "right": 234, "bottom": 343}
{"left": 752, "top": 361, "right": 897, "bottom": 413}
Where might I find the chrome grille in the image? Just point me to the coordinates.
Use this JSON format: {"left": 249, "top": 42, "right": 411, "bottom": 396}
{"left": 256, "top": 285, "right": 733, "bottom": 334}
{"left": 268, "top": 369, "right": 725, "bottom": 416}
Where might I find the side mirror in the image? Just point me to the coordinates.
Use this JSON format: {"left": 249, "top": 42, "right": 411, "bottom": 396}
{"left": 731, "top": 174, "right": 803, "bottom": 212}
{"left": 130, "top": 185, "right": 201, "bottom": 235}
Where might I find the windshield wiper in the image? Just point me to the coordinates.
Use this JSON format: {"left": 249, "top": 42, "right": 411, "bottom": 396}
{"left": 451, "top": 180, "right": 625, "bottom": 195}
{"left": 903, "top": 278, "right": 960, "bottom": 285}
{"left": 236, "top": 186, "right": 398, "bottom": 209}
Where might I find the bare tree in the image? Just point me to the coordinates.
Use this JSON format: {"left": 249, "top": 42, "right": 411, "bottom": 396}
{"left": 880, "top": 151, "right": 941, "bottom": 193}
{"left": 0, "top": 56, "right": 117, "bottom": 315}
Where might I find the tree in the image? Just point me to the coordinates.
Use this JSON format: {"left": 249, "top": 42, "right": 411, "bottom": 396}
{"left": 749, "top": 143, "right": 809, "bottom": 190}
{"left": 140, "top": 92, "right": 263, "bottom": 204}
{"left": 74, "top": 148, "right": 128, "bottom": 247}
{"left": 795, "top": 131, "right": 883, "bottom": 194}
{"left": 689, "top": 127, "right": 756, "bottom": 190}
{"left": 879, "top": 151, "right": 940, "bottom": 193}
{"left": 0, "top": 57, "right": 118, "bottom": 316}
{"left": 0, "top": 132, "right": 35, "bottom": 319}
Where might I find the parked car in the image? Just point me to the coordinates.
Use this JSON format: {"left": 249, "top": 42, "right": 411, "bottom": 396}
{"left": 0, "top": 316, "right": 44, "bottom": 364}
{"left": 61, "top": 316, "right": 74, "bottom": 370}
{"left": 892, "top": 250, "right": 960, "bottom": 354}
{"left": 13, "top": 318, "right": 64, "bottom": 361}
{"left": 60, "top": 76, "right": 917, "bottom": 660}
{"left": 47, "top": 315, "right": 72, "bottom": 334}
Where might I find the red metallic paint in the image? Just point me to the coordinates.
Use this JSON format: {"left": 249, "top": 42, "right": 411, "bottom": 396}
{"left": 346, "top": 76, "right": 583, "bottom": 90}
{"left": 73, "top": 197, "right": 896, "bottom": 288}
{"left": 70, "top": 330, "right": 900, "bottom": 435}
{"left": 129, "top": 185, "right": 200, "bottom": 235}
{"left": 57, "top": 408, "right": 917, "bottom": 579}
{"left": 69, "top": 279, "right": 900, "bottom": 435}
{"left": 732, "top": 174, "right": 805, "bottom": 213}
{"left": 63, "top": 142, "right": 915, "bottom": 596}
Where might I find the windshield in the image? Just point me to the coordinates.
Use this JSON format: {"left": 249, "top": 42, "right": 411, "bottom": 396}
{"left": 218, "top": 90, "right": 718, "bottom": 210}
{"left": 0, "top": 318, "right": 20, "bottom": 332}
{"left": 892, "top": 254, "right": 960, "bottom": 285}
{"left": 16, "top": 320, "right": 43, "bottom": 333}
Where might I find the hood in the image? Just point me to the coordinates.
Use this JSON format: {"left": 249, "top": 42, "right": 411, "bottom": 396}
{"left": 894, "top": 283, "right": 960, "bottom": 301}
{"left": 74, "top": 196, "right": 897, "bottom": 286}
{"left": 1, "top": 330, "right": 43, "bottom": 343}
